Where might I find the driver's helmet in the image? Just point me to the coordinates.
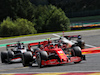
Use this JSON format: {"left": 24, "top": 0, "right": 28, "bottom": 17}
{"left": 18, "top": 44, "right": 21, "bottom": 49}
{"left": 78, "top": 35, "right": 82, "bottom": 39}
{"left": 17, "top": 41, "right": 22, "bottom": 49}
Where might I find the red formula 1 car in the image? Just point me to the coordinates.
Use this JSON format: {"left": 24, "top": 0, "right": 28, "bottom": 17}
{"left": 22, "top": 38, "right": 86, "bottom": 68}
{"left": 1, "top": 41, "right": 27, "bottom": 64}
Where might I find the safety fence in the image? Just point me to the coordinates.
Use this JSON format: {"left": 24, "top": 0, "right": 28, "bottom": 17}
{"left": 70, "top": 21, "right": 100, "bottom": 30}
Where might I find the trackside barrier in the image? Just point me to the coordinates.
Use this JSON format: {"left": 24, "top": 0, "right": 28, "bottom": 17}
{"left": 82, "top": 47, "right": 100, "bottom": 54}
{"left": 71, "top": 24, "right": 100, "bottom": 30}
{"left": 1, "top": 72, "right": 100, "bottom": 75}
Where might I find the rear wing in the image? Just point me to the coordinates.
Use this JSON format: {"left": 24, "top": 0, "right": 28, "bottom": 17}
{"left": 6, "top": 44, "right": 17, "bottom": 47}
{"left": 64, "top": 35, "right": 82, "bottom": 40}
{"left": 28, "top": 41, "right": 51, "bottom": 50}
{"left": 6, "top": 44, "right": 17, "bottom": 50}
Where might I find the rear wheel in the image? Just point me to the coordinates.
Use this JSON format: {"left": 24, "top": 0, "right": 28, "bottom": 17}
{"left": 22, "top": 52, "right": 33, "bottom": 67}
{"left": 71, "top": 46, "right": 82, "bottom": 57}
{"left": 1, "top": 51, "right": 8, "bottom": 63}
{"left": 71, "top": 46, "right": 82, "bottom": 63}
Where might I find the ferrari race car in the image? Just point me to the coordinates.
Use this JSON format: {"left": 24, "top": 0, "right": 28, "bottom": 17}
{"left": 22, "top": 36, "right": 86, "bottom": 68}
{"left": 1, "top": 41, "right": 27, "bottom": 64}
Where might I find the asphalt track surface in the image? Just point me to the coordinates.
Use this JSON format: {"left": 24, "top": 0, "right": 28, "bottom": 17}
{"left": 0, "top": 29, "right": 100, "bottom": 73}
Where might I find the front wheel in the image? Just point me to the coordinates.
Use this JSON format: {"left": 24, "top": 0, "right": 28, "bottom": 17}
{"left": 1, "top": 51, "right": 8, "bottom": 63}
{"left": 36, "top": 53, "right": 42, "bottom": 68}
{"left": 36, "top": 51, "right": 48, "bottom": 68}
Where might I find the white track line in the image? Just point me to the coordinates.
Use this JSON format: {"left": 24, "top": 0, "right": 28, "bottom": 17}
{"left": 85, "top": 44, "right": 97, "bottom": 48}
{"left": 71, "top": 40, "right": 97, "bottom": 48}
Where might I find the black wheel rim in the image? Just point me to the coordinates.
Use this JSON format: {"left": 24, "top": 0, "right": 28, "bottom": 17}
{"left": 37, "top": 54, "right": 42, "bottom": 68}
{"left": 22, "top": 55, "right": 26, "bottom": 67}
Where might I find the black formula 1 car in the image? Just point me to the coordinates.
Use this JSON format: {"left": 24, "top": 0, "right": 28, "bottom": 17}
{"left": 1, "top": 41, "right": 27, "bottom": 64}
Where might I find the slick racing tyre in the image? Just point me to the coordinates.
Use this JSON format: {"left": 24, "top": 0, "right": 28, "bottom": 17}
{"left": 1, "top": 51, "right": 8, "bottom": 63}
{"left": 36, "top": 51, "right": 48, "bottom": 68}
{"left": 71, "top": 46, "right": 82, "bottom": 57}
{"left": 22, "top": 52, "right": 33, "bottom": 67}
{"left": 71, "top": 46, "right": 82, "bottom": 64}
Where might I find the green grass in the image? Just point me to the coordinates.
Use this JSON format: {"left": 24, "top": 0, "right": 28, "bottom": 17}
{"left": 69, "top": 15, "right": 100, "bottom": 22}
